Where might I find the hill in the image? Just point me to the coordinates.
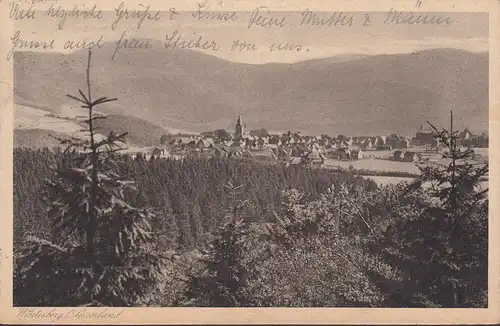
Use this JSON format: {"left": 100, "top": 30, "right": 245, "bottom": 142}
{"left": 14, "top": 129, "right": 67, "bottom": 148}
{"left": 93, "top": 114, "right": 169, "bottom": 147}
{"left": 14, "top": 102, "right": 170, "bottom": 147}
{"left": 15, "top": 103, "right": 83, "bottom": 133}
{"left": 13, "top": 46, "right": 488, "bottom": 136}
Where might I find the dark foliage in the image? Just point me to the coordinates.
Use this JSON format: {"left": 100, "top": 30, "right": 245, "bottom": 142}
{"left": 14, "top": 149, "right": 374, "bottom": 250}
{"left": 14, "top": 51, "right": 172, "bottom": 307}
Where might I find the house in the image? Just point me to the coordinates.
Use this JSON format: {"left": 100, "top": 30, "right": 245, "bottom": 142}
{"left": 393, "top": 150, "right": 404, "bottom": 161}
{"left": 340, "top": 140, "right": 349, "bottom": 148}
{"left": 414, "top": 131, "right": 435, "bottom": 146}
{"left": 251, "top": 148, "right": 278, "bottom": 162}
{"left": 257, "top": 138, "right": 266, "bottom": 149}
{"left": 472, "top": 133, "right": 488, "bottom": 148}
{"left": 245, "top": 138, "right": 258, "bottom": 149}
{"left": 349, "top": 148, "right": 364, "bottom": 160}
{"left": 143, "top": 146, "right": 170, "bottom": 158}
{"left": 326, "top": 148, "right": 337, "bottom": 158}
{"left": 302, "top": 151, "right": 325, "bottom": 167}
{"left": 291, "top": 145, "right": 309, "bottom": 157}
{"left": 232, "top": 138, "right": 246, "bottom": 147}
{"left": 459, "top": 128, "right": 472, "bottom": 141}
{"left": 196, "top": 138, "right": 215, "bottom": 150}
{"left": 363, "top": 139, "right": 373, "bottom": 149}
{"left": 387, "top": 134, "right": 409, "bottom": 149}
{"left": 228, "top": 148, "right": 244, "bottom": 158}
{"left": 331, "top": 148, "right": 350, "bottom": 160}
{"left": 318, "top": 138, "right": 329, "bottom": 147}
{"left": 169, "top": 136, "right": 196, "bottom": 149}
{"left": 393, "top": 151, "right": 421, "bottom": 162}
{"left": 268, "top": 136, "right": 282, "bottom": 146}
{"left": 403, "top": 151, "right": 421, "bottom": 162}
{"left": 186, "top": 139, "right": 199, "bottom": 149}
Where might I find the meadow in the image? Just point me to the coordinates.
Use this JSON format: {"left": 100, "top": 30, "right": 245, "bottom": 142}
{"left": 324, "top": 158, "right": 421, "bottom": 174}
{"left": 325, "top": 146, "right": 488, "bottom": 175}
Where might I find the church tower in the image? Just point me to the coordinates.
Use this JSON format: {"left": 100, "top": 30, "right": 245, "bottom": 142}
{"left": 235, "top": 115, "right": 244, "bottom": 140}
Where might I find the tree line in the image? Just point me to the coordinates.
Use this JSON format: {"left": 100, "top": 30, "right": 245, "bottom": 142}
{"left": 13, "top": 148, "right": 374, "bottom": 250}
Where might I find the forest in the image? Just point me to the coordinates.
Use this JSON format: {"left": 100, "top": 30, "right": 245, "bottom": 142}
{"left": 13, "top": 144, "right": 488, "bottom": 307}
{"left": 13, "top": 148, "right": 375, "bottom": 250}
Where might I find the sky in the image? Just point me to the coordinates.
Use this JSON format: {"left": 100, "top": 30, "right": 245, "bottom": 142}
{"left": 13, "top": 9, "right": 489, "bottom": 63}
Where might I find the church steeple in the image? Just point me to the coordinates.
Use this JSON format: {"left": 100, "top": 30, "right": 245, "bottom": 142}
{"left": 235, "top": 115, "right": 244, "bottom": 140}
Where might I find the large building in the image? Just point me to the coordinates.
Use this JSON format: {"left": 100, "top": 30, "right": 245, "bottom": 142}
{"left": 235, "top": 115, "right": 244, "bottom": 140}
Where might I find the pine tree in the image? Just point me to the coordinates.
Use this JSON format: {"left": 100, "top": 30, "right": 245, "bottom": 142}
{"left": 188, "top": 201, "right": 204, "bottom": 246}
{"left": 184, "top": 180, "right": 258, "bottom": 306}
{"left": 385, "top": 112, "right": 488, "bottom": 307}
{"left": 14, "top": 50, "right": 172, "bottom": 307}
{"left": 156, "top": 194, "right": 178, "bottom": 251}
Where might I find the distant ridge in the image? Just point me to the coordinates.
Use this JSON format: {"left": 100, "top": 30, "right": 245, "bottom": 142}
{"left": 14, "top": 46, "right": 488, "bottom": 136}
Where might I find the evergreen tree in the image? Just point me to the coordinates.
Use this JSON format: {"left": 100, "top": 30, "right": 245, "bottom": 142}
{"left": 14, "top": 50, "right": 172, "bottom": 306}
{"left": 384, "top": 112, "right": 488, "bottom": 307}
{"left": 188, "top": 201, "right": 204, "bottom": 245}
{"left": 159, "top": 194, "right": 179, "bottom": 250}
{"left": 184, "top": 180, "right": 260, "bottom": 306}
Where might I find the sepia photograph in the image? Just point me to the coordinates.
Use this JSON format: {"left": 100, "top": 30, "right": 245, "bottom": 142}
{"left": 1, "top": 0, "right": 498, "bottom": 322}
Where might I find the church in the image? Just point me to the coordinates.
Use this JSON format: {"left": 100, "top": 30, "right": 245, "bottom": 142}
{"left": 234, "top": 115, "right": 245, "bottom": 140}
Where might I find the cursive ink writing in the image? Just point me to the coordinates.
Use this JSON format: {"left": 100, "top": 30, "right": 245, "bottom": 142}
{"left": 384, "top": 8, "right": 454, "bottom": 25}
{"left": 44, "top": 4, "right": 103, "bottom": 30}
{"left": 168, "top": 8, "right": 179, "bottom": 20}
{"left": 192, "top": 1, "right": 238, "bottom": 22}
{"left": 63, "top": 36, "right": 104, "bottom": 51}
{"left": 112, "top": 31, "right": 152, "bottom": 61}
{"left": 9, "top": 2, "right": 36, "bottom": 20}
{"left": 248, "top": 6, "right": 286, "bottom": 29}
{"left": 17, "top": 308, "right": 64, "bottom": 321}
{"left": 300, "top": 9, "right": 353, "bottom": 27}
{"left": 7, "top": 30, "right": 55, "bottom": 61}
{"left": 66, "top": 308, "right": 124, "bottom": 319}
{"left": 363, "top": 13, "right": 372, "bottom": 26}
{"left": 231, "top": 40, "right": 256, "bottom": 52}
{"left": 112, "top": 2, "right": 162, "bottom": 31}
{"left": 165, "top": 30, "right": 220, "bottom": 51}
{"left": 269, "top": 42, "right": 303, "bottom": 52}
{"left": 16, "top": 308, "right": 125, "bottom": 321}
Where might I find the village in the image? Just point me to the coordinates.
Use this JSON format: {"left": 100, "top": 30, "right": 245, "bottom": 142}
{"left": 125, "top": 116, "right": 489, "bottom": 174}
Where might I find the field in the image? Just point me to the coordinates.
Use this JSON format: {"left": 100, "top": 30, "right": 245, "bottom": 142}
{"left": 362, "top": 175, "right": 489, "bottom": 191}
{"left": 15, "top": 104, "right": 82, "bottom": 133}
{"left": 325, "top": 145, "right": 489, "bottom": 176}
{"left": 324, "top": 158, "right": 421, "bottom": 174}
